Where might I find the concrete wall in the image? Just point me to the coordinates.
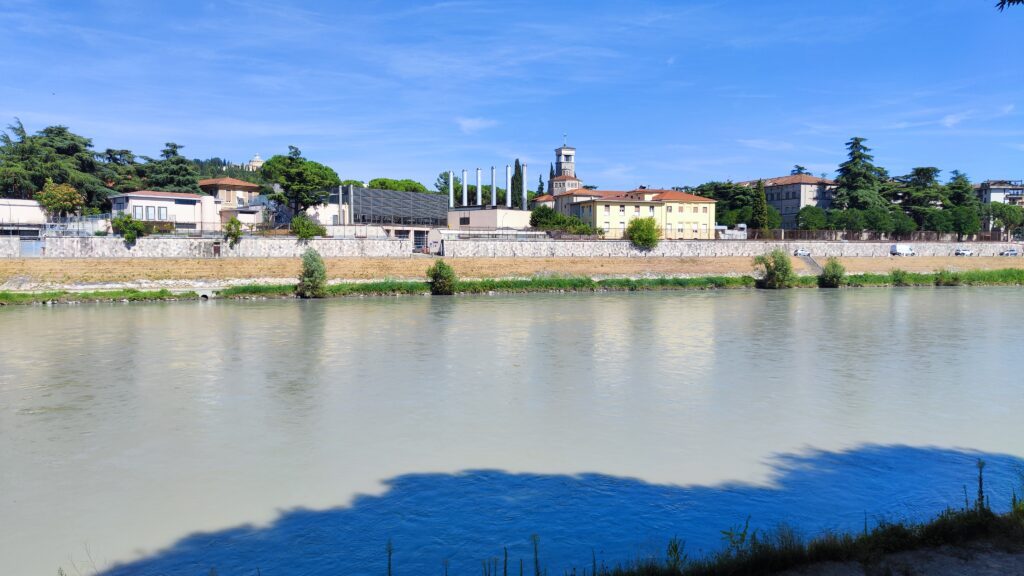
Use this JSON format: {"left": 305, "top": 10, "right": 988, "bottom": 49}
{"left": 442, "top": 239, "right": 1024, "bottom": 258}
{"left": 0, "top": 236, "right": 19, "bottom": 257}
{"left": 0, "top": 199, "right": 46, "bottom": 225}
{"left": 43, "top": 236, "right": 414, "bottom": 258}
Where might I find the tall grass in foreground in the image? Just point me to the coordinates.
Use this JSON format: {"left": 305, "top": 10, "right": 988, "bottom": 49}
{"left": 0, "top": 288, "right": 195, "bottom": 305}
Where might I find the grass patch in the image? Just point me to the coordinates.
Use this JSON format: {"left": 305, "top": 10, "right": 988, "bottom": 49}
{"left": 218, "top": 284, "right": 296, "bottom": 297}
{"left": 0, "top": 289, "right": 195, "bottom": 305}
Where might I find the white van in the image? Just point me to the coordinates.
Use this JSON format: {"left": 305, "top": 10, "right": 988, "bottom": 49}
{"left": 890, "top": 244, "right": 916, "bottom": 256}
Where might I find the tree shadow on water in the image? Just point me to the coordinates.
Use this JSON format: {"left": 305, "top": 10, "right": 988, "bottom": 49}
{"left": 98, "top": 445, "right": 1023, "bottom": 576}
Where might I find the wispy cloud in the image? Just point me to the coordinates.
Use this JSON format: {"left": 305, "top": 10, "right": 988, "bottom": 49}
{"left": 455, "top": 117, "right": 498, "bottom": 134}
{"left": 737, "top": 139, "right": 794, "bottom": 152}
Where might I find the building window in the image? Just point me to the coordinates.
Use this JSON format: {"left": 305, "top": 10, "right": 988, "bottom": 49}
{"left": 604, "top": 205, "right": 610, "bottom": 215}
{"left": 692, "top": 206, "right": 698, "bottom": 213}
{"left": 619, "top": 221, "right": 625, "bottom": 229}
{"left": 702, "top": 206, "right": 708, "bottom": 213}
{"left": 460, "top": 217, "right": 470, "bottom": 225}
{"left": 667, "top": 205, "right": 673, "bottom": 213}
{"left": 158, "top": 207, "right": 167, "bottom": 220}
{"left": 666, "top": 223, "right": 672, "bottom": 233}
{"left": 633, "top": 206, "right": 640, "bottom": 215}
{"left": 133, "top": 206, "right": 143, "bottom": 219}
{"left": 603, "top": 221, "right": 610, "bottom": 229}
{"left": 648, "top": 206, "right": 655, "bottom": 215}
{"left": 146, "top": 206, "right": 155, "bottom": 220}
{"left": 619, "top": 205, "right": 625, "bottom": 214}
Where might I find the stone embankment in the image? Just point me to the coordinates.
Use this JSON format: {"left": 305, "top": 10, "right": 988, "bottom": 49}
{"left": 1, "top": 236, "right": 414, "bottom": 258}
{"left": 440, "top": 239, "right": 1024, "bottom": 258}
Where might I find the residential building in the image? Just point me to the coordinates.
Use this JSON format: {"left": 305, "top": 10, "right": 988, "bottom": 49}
{"left": 568, "top": 188, "right": 717, "bottom": 239}
{"left": 110, "top": 190, "right": 220, "bottom": 232}
{"left": 199, "top": 177, "right": 265, "bottom": 227}
{"left": 531, "top": 194, "right": 555, "bottom": 209}
{"left": 737, "top": 174, "right": 836, "bottom": 229}
{"left": 0, "top": 199, "right": 46, "bottom": 237}
{"left": 548, "top": 144, "right": 584, "bottom": 195}
{"left": 977, "top": 180, "right": 1024, "bottom": 205}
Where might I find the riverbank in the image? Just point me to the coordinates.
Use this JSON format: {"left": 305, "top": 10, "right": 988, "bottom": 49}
{"left": 2, "top": 256, "right": 1024, "bottom": 293}
{"left": 3, "top": 268, "right": 1024, "bottom": 305}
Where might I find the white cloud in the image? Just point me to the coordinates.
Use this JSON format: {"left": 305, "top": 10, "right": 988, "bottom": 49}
{"left": 940, "top": 111, "right": 973, "bottom": 128}
{"left": 455, "top": 117, "right": 498, "bottom": 134}
{"left": 737, "top": 139, "right": 794, "bottom": 152}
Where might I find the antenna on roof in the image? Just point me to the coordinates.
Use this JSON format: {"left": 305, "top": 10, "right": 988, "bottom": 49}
{"left": 563, "top": 132, "right": 567, "bottom": 146}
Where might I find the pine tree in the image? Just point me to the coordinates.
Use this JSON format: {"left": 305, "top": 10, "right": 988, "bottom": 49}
{"left": 833, "top": 137, "right": 887, "bottom": 210}
{"left": 536, "top": 175, "right": 544, "bottom": 195}
{"left": 549, "top": 163, "right": 555, "bottom": 179}
{"left": 145, "top": 143, "right": 202, "bottom": 194}
{"left": 947, "top": 170, "right": 978, "bottom": 208}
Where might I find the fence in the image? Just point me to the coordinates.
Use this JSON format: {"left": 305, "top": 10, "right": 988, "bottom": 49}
{"left": 742, "top": 229, "right": 1006, "bottom": 242}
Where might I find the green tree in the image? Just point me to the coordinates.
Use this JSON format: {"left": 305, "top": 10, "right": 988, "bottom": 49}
{"left": 510, "top": 159, "right": 523, "bottom": 208}
{"left": 367, "top": 178, "right": 428, "bottom": 193}
{"left": 897, "top": 167, "right": 947, "bottom": 214}
{"left": 997, "top": 0, "right": 1023, "bottom": 10}
{"left": 753, "top": 249, "right": 796, "bottom": 289}
{"left": 340, "top": 179, "right": 365, "bottom": 187}
{"left": 791, "top": 165, "right": 809, "bottom": 175}
{"left": 290, "top": 213, "right": 327, "bottom": 240}
{"left": 921, "top": 208, "right": 954, "bottom": 232}
{"left": 296, "top": 248, "right": 327, "bottom": 298}
{"left": 950, "top": 205, "right": 981, "bottom": 240}
{"left": 426, "top": 259, "right": 457, "bottom": 295}
{"left": 797, "top": 205, "right": 828, "bottom": 230}
{"left": 262, "top": 146, "right": 341, "bottom": 216}
{"left": 892, "top": 210, "right": 918, "bottom": 236}
{"left": 946, "top": 170, "right": 978, "bottom": 208}
{"left": 863, "top": 206, "right": 895, "bottom": 234}
{"left": 111, "top": 212, "right": 145, "bottom": 244}
{"left": 35, "top": 178, "right": 84, "bottom": 218}
{"left": 223, "top": 216, "right": 243, "bottom": 248}
{"left": 536, "top": 174, "right": 544, "bottom": 195}
{"left": 626, "top": 217, "right": 660, "bottom": 250}
{"left": 750, "top": 180, "right": 771, "bottom": 230}
{"left": 833, "top": 137, "right": 887, "bottom": 210}
{"left": 549, "top": 163, "right": 555, "bottom": 180}
{"left": 145, "top": 143, "right": 202, "bottom": 194}
{"left": 434, "top": 171, "right": 461, "bottom": 195}
{"left": 991, "top": 203, "right": 1024, "bottom": 239}
{"left": 818, "top": 257, "right": 846, "bottom": 288}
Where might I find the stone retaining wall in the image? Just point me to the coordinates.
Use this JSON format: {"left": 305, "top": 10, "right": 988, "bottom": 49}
{"left": 0, "top": 236, "right": 19, "bottom": 258}
{"left": 42, "top": 237, "right": 414, "bottom": 258}
{"left": 441, "top": 239, "right": 1024, "bottom": 258}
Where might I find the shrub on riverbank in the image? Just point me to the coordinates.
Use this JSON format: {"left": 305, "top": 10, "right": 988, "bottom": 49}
{"left": 296, "top": 248, "right": 327, "bottom": 298}
{"left": 753, "top": 249, "right": 796, "bottom": 289}
{"left": 111, "top": 213, "right": 146, "bottom": 244}
{"left": 818, "top": 257, "right": 846, "bottom": 288}
{"left": 935, "top": 269, "right": 964, "bottom": 286}
{"left": 427, "top": 259, "right": 457, "bottom": 295}
{"left": 290, "top": 214, "right": 326, "bottom": 241}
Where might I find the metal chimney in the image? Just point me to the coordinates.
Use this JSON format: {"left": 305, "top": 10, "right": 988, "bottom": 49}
{"left": 476, "top": 168, "right": 482, "bottom": 206}
{"left": 505, "top": 165, "right": 512, "bottom": 208}
{"left": 490, "top": 166, "right": 496, "bottom": 207}
{"left": 522, "top": 164, "right": 528, "bottom": 210}
{"left": 462, "top": 169, "right": 468, "bottom": 207}
{"left": 448, "top": 170, "right": 454, "bottom": 208}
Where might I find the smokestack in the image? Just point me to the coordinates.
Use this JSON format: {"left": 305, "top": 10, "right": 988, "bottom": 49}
{"left": 448, "top": 170, "right": 454, "bottom": 208}
{"left": 462, "top": 169, "right": 468, "bottom": 207}
{"left": 476, "top": 168, "right": 482, "bottom": 206}
{"left": 505, "top": 165, "right": 512, "bottom": 208}
{"left": 522, "top": 164, "right": 528, "bottom": 210}
{"left": 490, "top": 166, "right": 496, "bottom": 207}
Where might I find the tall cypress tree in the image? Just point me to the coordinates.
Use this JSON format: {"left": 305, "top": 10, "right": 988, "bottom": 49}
{"left": 833, "top": 137, "right": 886, "bottom": 210}
{"left": 751, "top": 179, "right": 770, "bottom": 230}
{"left": 511, "top": 159, "right": 523, "bottom": 208}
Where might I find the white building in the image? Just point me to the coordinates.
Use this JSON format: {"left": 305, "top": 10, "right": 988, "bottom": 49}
{"left": 977, "top": 180, "right": 1023, "bottom": 205}
{"left": 737, "top": 174, "right": 836, "bottom": 229}
{"left": 110, "top": 190, "right": 220, "bottom": 232}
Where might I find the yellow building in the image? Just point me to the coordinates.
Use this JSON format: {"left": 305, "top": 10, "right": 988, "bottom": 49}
{"left": 567, "top": 189, "right": 716, "bottom": 239}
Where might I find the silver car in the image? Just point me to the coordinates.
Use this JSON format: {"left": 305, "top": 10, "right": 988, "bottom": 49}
{"left": 793, "top": 248, "right": 811, "bottom": 257}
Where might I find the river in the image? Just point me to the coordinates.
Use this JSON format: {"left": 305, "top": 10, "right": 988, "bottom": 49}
{"left": 1, "top": 288, "right": 1022, "bottom": 575}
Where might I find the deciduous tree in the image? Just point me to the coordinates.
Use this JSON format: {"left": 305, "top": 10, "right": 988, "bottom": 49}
{"left": 262, "top": 146, "right": 341, "bottom": 215}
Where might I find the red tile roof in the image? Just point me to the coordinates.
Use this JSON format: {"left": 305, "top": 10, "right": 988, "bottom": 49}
{"left": 568, "top": 189, "right": 716, "bottom": 203}
{"left": 550, "top": 175, "right": 581, "bottom": 181}
{"left": 198, "top": 177, "right": 261, "bottom": 190}
{"left": 648, "top": 190, "right": 716, "bottom": 203}
{"left": 533, "top": 194, "right": 555, "bottom": 202}
{"left": 737, "top": 174, "right": 835, "bottom": 186}
{"left": 111, "top": 190, "right": 203, "bottom": 199}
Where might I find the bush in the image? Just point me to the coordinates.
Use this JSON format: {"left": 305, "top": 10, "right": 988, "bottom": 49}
{"left": 935, "top": 269, "right": 963, "bottom": 286}
{"left": 93, "top": 230, "right": 108, "bottom": 237}
{"left": 224, "top": 216, "right": 243, "bottom": 248}
{"left": 296, "top": 248, "right": 327, "bottom": 298}
{"left": 818, "top": 257, "right": 846, "bottom": 288}
{"left": 626, "top": 217, "right": 661, "bottom": 250}
{"left": 426, "top": 259, "right": 457, "bottom": 295}
{"left": 890, "top": 268, "right": 911, "bottom": 287}
{"left": 291, "top": 214, "right": 326, "bottom": 241}
{"left": 111, "top": 213, "right": 146, "bottom": 244}
{"left": 529, "top": 205, "right": 600, "bottom": 236}
{"left": 753, "top": 249, "right": 796, "bottom": 289}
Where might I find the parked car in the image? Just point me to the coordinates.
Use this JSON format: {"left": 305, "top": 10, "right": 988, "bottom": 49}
{"left": 999, "top": 248, "right": 1020, "bottom": 256}
{"left": 793, "top": 248, "right": 811, "bottom": 257}
{"left": 890, "top": 244, "right": 916, "bottom": 256}
{"left": 954, "top": 247, "right": 974, "bottom": 256}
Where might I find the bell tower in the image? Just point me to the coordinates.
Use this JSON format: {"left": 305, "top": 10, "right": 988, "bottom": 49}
{"left": 555, "top": 145, "right": 575, "bottom": 178}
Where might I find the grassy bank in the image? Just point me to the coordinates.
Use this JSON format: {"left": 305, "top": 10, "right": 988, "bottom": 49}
{"left": 0, "top": 288, "right": 197, "bottom": 306}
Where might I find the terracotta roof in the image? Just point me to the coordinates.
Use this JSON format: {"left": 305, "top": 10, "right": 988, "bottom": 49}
{"left": 648, "top": 190, "right": 716, "bottom": 203}
{"left": 533, "top": 194, "right": 555, "bottom": 202}
{"left": 737, "top": 174, "right": 835, "bottom": 186}
{"left": 551, "top": 175, "right": 581, "bottom": 181}
{"left": 110, "top": 190, "right": 203, "bottom": 199}
{"left": 560, "top": 190, "right": 623, "bottom": 198}
{"left": 198, "top": 177, "right": 261, "bottom": 190}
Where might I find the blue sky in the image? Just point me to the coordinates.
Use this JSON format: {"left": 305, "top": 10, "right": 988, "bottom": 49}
{"left": 1, "top": 0, "right": 1021, "bottom": 190}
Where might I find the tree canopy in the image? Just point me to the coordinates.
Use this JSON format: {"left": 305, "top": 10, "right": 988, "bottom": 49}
{"left": 261, "top": 146, "right": 341, "bottom": 215}
{"left": 833, "top": 137, "right": 887, "bottom": 210}
{"left": 144, "top": 143, "right": 202, "bottom": 194}
{"left": 367, "top": 177, "right": 429, "bottom": 193}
